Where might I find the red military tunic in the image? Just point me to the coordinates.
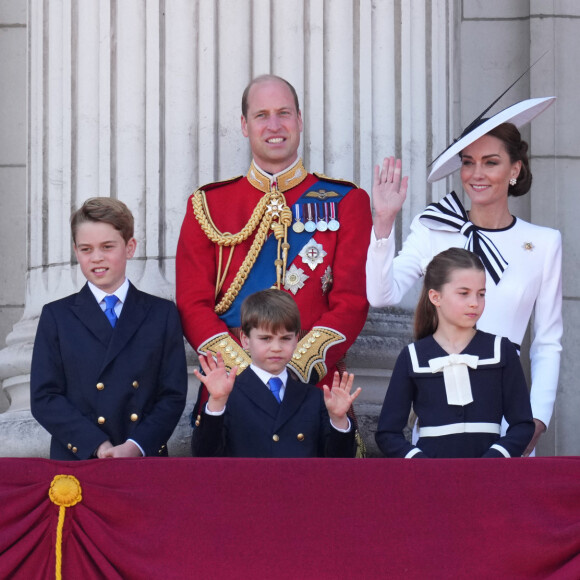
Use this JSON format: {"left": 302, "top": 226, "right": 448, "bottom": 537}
{"left": 176, "top": 159, "right": 372, "bottom": 387}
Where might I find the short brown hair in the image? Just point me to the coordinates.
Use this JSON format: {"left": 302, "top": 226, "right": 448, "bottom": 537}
{"left": 71, "top": 197, "right": 134, "bottom": 244}
{"left": 241, "top": 75, "right": 300, "bottom": 119}
{"left": 241, "top": 289, "right": 301, "bottom": 336}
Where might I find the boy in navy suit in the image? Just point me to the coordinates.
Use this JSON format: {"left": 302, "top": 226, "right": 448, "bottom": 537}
{"left": 30, "top": 198, "right": 187, "bottom": 460}
{"left": 191, "top": 289, "right": 361, "bottom": 457}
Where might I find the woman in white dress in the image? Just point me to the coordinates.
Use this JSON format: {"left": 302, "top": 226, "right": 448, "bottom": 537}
{"left": 366, "top": 97, "right": 562, "bottom": 456}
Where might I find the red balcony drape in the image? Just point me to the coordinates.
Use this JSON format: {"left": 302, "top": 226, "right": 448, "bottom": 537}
{"left": 1, "top": 457, "right": 580, "bottom": 579}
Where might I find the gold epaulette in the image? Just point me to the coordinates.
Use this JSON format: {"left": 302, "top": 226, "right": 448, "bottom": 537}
{"left": 198, "top": 333, "right": 251, "bottom": 375}
{"left": 313, "top": 172, "right": 359, "bottom": 189}
{"left": 287, "top": 327, "right": 346, "bottom": 383}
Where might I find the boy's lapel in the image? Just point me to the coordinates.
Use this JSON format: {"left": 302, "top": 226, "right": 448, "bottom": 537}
{"left": 100, "top": 283, "right": 152, "bottom": 370}
{"left": 237, "top": 369, "right": 280, "bottom": 418}
{"left": 70, "top": 284, "right": 114, "bottom": 346}
{"left": 274, "top": 376, "right": 310, "bottom": 430}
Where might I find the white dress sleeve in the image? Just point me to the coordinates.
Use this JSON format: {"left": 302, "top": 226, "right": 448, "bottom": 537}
{"left": 366, "top": 216, "right": 432, "bottom": 307}
{"left": 529, "top": 228, "right": 563, "bottom": 427}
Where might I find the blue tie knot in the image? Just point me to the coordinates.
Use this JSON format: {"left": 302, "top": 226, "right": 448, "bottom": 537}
{"left": 268, "top": 377, "right": 283, "bottom": 403}
{"left": 104, "top": 295, "right": 119, "bottom": 327}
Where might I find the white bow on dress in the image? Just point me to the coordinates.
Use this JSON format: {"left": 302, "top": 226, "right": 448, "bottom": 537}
{"left": 428, "top": 353, "right": 479, "bottom": 406}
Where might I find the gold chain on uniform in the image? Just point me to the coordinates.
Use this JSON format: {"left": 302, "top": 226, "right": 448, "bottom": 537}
{"left": 192, "top": 183, "right": 292, "bottom": 315}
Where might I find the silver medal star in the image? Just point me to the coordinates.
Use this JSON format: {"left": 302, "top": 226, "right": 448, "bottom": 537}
{"left": 284, "top": 264, "right": 309, "bottom": 295}
{"left": 299, "top": 240, "right": 327, "bottom": 271}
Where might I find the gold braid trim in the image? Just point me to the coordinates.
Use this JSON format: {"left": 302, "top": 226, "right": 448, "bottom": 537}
{"left": 192, "top": 189, "right": 270, "bottom": 246}
{"left": 199, "top": 333, "right": 251, "bottom": 375}
{"left": 214, "top": 213, "right": 273, "bottom": 314}
{"left": 287, "top": 327, "right": 346, "bottom": 383}
{"left": 191, "top": 187, "right": 290, "bottom": 315}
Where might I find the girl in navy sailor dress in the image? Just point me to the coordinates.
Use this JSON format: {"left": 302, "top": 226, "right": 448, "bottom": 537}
{"left": 375, "top": 248, "right": 534, "bottom": 458}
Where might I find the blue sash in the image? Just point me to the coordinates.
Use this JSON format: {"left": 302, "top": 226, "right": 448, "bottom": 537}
{"left": 219, "top": 179, "right": 352, "bottom": 327}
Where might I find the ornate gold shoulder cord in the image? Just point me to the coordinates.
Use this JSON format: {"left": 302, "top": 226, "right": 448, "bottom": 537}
{"left": 192, "top": 184, "right": 292, "bottom": 315}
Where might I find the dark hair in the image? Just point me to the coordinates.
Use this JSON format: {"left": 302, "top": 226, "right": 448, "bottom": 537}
{"left": 487, "top": 122, "right": 532, "bottom": 196}
{"left": 71, "top": 197, "right": 134, "bottom": 244}
{"left": 459, "top": 122, "right": 532, "bottom": 197}
{"left": 241, "top": 75, "right": 300, "bottom": 119}
{"left": 241, "top": 289, "right": 301, "bottom": 336}
{"left": 414, "top": 248, "right": 485, "bottom": 340}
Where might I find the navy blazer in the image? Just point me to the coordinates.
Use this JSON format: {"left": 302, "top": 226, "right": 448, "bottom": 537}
{"left": 191, "top": 368, "right": 355, "bottom": 458}
{"left": 30, "top": 282, "right": 187, "bottom": 460}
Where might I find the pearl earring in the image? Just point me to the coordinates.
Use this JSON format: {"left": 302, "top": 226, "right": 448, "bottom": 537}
{"left": 509, "top": 177, "right": 517, "bottom": 186}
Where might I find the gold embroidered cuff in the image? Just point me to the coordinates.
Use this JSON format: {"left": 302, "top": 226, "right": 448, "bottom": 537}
{"left": 287, "top": 327, "right": 346, "bottom": 383}
{"left": 198, "top": 333, "right": 251, "bottom": 375}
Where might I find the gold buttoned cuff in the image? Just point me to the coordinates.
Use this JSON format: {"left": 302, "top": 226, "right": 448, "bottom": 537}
{"left": 198, "top": 333, "right": 251, "bottom": 375}
{"left": 287, "top": 326, "right": 346, "bottom": 383}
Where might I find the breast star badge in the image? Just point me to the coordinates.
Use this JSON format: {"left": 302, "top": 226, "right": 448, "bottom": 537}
{"left": 284, "top": 264, "right": 309, "bottom": 295}
{"left": 299, "top": 240, "right": 327, "bottom": 271}
{"left": 321, "top": 266, "right": 333, "bottom": 295}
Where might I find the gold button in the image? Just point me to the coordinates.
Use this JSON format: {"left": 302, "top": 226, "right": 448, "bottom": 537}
{"left": 96, "top": 382, "right": 104, "bottom": 390}
{"left": 98, "top": 416, "right": 105, "bottom": 425}
{"left": 72, "top": 447, "right": 78, "bottom": 454}
{"left": 272, "top": 434, "right": 279, "bottom": 442}
{"left": 132, "top": 381, "right": 139, "bottom": 389}
{"left": 67, "top": 443, "right": 72, "bottom": 449}
{"left": 130, "top": 413, "right": 139, "bottom": 422}
{"left": 219, "top": 340, "right": 228, "bottom": 347}
{"left": 297, "top": 433, "right": 305, "bottom": 441}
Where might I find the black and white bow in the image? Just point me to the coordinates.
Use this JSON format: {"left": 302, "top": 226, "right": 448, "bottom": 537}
{"left": 419, "top": 192, "right": 508, "bottom": 284}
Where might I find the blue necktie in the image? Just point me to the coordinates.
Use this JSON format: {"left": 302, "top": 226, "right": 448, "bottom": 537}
{"left": 268, "top": 377, "right": 283, "bottom": 403}
{"left": 104, "top": 295, "right": 119, "bottom": 327}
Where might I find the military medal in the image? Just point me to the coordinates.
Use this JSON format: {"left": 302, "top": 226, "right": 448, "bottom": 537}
{"left": 284, "top": 264, "right": 309, "bottom": 295}
{"left": 327, "top": 202, "right": 340, "bottom": 231}
{"left": 304, "top": 203, "right": 316, "bottom": 232}
{"left": 299, "top": 239, "right": 327, "bottom": 271}
{"left": 316, "top": 203, "right": 328, "bottom": 232}
{"left": 292, "top": 204, "right": 305, "bottom": 233}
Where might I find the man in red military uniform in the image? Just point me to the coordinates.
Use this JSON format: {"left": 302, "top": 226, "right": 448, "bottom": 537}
{"left": 176, "top": 75, "right": 371, "bottom": 396}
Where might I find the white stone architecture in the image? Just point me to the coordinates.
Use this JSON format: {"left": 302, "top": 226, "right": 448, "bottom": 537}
{"left": 0, "top": 1, "right": 578, "bottom": 456}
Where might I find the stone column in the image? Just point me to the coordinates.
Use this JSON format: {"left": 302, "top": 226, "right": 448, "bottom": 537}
{"left": 529, "top": 1, "right": 580, "bottom": 456}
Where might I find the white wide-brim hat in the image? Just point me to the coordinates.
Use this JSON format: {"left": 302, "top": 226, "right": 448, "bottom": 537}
{"left": 427, "top": 96, "right": 556, "bottom": 183}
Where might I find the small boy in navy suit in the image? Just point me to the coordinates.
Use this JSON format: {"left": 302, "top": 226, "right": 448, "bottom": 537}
{"left": 31, "top": 197, "right": 187, "bottom": 460}
{"left": 191, "top": 289, "right": 361, "bottom": 457}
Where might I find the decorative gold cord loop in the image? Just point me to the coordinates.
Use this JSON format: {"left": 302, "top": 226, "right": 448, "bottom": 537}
{"left": 192, "top": 187, "right": 291, "bottom": 315}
